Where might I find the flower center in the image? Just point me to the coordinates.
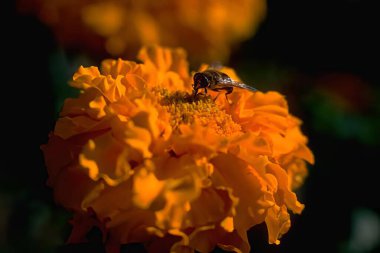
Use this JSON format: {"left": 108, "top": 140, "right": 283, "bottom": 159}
{"left": 157, "top": 89, "right": 241, "bottom": 136}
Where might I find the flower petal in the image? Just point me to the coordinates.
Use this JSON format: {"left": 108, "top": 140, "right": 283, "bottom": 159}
{"left": 79, "top": 132, "right": 132, "bottom": 186}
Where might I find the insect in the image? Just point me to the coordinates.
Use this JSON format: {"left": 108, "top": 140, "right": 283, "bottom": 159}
{"left": 192, "top": 69, "right": 257, "bottom": 101}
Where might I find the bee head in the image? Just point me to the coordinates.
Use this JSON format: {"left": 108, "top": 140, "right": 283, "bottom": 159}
{"left": 193, "top": 73, "right": 209, "bottom": 90}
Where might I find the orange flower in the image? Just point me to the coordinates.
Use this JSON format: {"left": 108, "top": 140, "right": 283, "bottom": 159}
{"left": 42, "top": 45, "right": 313, "bottom": 253}
{"left": 18, "top": 0, "right": 266, "bottom": 62}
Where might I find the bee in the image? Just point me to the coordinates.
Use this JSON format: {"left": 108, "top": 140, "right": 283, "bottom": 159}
{"left": 192, "top": 69, "right": 257, "bottom": 101}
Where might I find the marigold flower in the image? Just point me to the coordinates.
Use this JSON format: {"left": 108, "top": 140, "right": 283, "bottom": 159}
{"left": 42, "top": 45, "right": 314, "bottom": 252}
{"left": 18, "top": 0, "right": 266, "bottom": 62}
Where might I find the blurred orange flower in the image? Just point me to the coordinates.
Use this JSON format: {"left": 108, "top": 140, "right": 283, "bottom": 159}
{"left": 42, "top": 45, "right": 313, "bottom": 253}
{"left": 18, "top": 0, "right": 266, "bottom": 62}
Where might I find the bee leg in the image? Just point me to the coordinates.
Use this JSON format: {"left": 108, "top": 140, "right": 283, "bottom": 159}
{"left": 204, "top": 88, "right": 207, "bottom": 94}
{"left": 193, "top": 89, "right": 198, "bottom": 99}
{"left": 225, "top": 87, "right": 233, "bottom": 104}
{"left": 199, "top": 91, "right": 206, "bottom": 96}
{"left": 213, "top": 93, "right": 221, "bottom": 102}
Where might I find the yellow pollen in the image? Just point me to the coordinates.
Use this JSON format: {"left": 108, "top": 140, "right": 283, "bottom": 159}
{"left": 158, "top": 89, "right": 241, "bottom": 136}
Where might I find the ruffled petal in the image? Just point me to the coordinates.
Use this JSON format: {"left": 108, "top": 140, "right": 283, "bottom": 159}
{"left": 79, "top": 132, "right": 132, "bottom": 186}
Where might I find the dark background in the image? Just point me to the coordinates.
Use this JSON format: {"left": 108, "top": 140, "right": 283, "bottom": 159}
{"left": 3, "top": 0, "right": 379, "bottom": 252}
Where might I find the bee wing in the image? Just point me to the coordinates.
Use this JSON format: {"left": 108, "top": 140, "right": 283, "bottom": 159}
{"left": 208, "top": 61, "right": 223, "bottom": 70}
{"left": 213, "top": 80, "right": 257, "bottom": 92}
{"left": 230, "top": 81, "right": 258, "bottom": 92}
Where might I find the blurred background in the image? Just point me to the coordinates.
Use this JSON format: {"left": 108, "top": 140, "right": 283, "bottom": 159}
{"left": 3, "top": 0, "right": 379, "bottom": 252}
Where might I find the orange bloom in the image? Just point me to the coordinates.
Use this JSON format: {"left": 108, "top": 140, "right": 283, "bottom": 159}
{"left": 42, "top": 45, "right": 313, "bottom": 253}
{"left": 18, "top": 0, "right": 266, "bottom": 62}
